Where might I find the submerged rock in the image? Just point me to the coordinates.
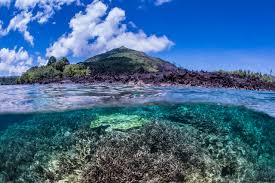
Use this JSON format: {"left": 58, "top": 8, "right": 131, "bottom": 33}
{"left": 90, "top": 114, "right": 150, "bottom": 131}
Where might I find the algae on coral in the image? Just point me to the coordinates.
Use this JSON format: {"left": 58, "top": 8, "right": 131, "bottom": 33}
{"left": 90, "top": 114, "right": 150, "bottom": 131}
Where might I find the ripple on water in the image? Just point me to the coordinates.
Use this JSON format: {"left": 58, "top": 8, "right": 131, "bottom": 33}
{"left": 0, "top": 84, "right": 274, "bottom": 116}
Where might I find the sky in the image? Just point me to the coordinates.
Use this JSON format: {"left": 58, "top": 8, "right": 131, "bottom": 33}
{"left": 0, "top": 0, "right": 274, "bottom": 76}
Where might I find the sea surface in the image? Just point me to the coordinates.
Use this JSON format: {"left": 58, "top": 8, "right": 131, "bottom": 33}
{"left": 0, "top": 84, "right": 274, "bottom": 182}
{"left": 0, "top": 84, "right": 275, "bottom": 115}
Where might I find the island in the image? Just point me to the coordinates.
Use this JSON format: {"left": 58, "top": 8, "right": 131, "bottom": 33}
{"left": 15, "top": 46, "right": 275, "bottom": 91}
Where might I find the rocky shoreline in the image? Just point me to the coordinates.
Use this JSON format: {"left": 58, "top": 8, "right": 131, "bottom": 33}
{"left": 15, "top": 47, "right": 275, "bottom": 91}
{"left": 37, "top": 70, "right": 275, "bottom": 91}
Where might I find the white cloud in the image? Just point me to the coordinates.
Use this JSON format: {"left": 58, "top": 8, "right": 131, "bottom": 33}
{"left": 0, "top": 12, "right": 34, "bottom": 45}
{"left": 0, "top": 47, "right": 33, "bottom": 75}
{"left": 154, "top": 0, "right": 172, "bottom": 6}
{"left": 37, "top": 56, "right": 47, "bottom": 66}
{"left": 6, "top": 11, "right": 34, "bottom": 45}
{"left": 128, "top": 21, "right": 137, "bottom": 29}
{"left": 101, "top": 31, "right": 173, "bottom": 53}
{"left": 47, "top": 1, "right": 107, "bottom": 57}
{"left": 15, "top": 0, "right": 38, "bottom": 9}
{"left": 0, "top": 0, "right": 11, "bottom": 7}
{"left": 0, "top": 0, "right": 79, "bottom": 45}
{"left": 14, "top": 0, "right": 80, "bottom": 23}
{"left": 47, "top": 0, "right": 174, "bottom": 57}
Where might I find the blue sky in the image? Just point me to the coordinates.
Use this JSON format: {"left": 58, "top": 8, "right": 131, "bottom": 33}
{"left": 0, "top": 0, "right": 274, "bottom": 76}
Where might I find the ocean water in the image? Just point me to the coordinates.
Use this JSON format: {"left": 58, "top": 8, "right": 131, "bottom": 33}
{"left": 0, "top": 84, "right": 274, "bottom": 182}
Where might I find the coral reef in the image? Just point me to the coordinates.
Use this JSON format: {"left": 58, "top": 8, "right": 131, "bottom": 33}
{"left": 0, "top": 109, "right": 95, "bottom": 183}
{"left": 0, "top": 103, "right": 274, "bottom": 182}
{"left": 81, "top": 122, "right": 206, "bottom": 182}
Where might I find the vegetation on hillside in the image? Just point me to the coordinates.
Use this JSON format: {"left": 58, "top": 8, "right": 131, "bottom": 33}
{"left": 217, "top": 70, "right": 275, "bottom": 83}
{"left": 83, "top": 46, "right": 178, "bottom": 74}
{"left": 63, "top": 64, "right": 90, "bottom": 78}
{"left": 85, "top": 56, "right": 158, "bottom": 74}
{"left": 14, "top": 47, "right": 275, "bottom": 91}
{"left": 0, "top": 76, "right": 19, "bottom": 85}
{"left": 17, "top": 47, "right": 179, "bottom": 84}
{"left": 18, "top": 56, "right": 90, "bottom": 84}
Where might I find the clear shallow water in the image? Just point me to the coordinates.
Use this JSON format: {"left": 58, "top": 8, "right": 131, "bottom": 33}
{"left": 0, "top": 84, "right": 274, "bottom": 182}
{"left": 0, "top": 84, "right": 275, "bottom": 116}
{"left": 0, "top": 103, "right": 274, "bottom": 182}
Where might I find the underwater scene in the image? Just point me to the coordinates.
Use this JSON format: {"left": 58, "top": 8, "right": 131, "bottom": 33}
{"left": 0, "top": 84, "right": 275, "bottom": 183}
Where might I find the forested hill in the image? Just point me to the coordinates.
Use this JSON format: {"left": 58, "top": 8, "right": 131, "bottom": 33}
{"left": 15, "top": 47, "right": 275, "bottom": 91}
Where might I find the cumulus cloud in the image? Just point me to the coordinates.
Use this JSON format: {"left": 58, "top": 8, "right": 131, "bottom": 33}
{"left": 0, "top": 0, "right": 79, "bottom": 45}
{"left": 14, "top": 0, "right": 38, "bottom": 9}
{"left": 0, "top": 47, "right": 33, "bottom": 75}
{"left": 47, "top": 0, "right": 174, "bottom": 57}
{"left": 0, "top": 0, "right": 11, "bottom": 7}
{"left": 0, "top": 0, "right": 10, "bottom": 7}
{"left": 0, "top": 12, "right": 34, "bottom": 45}
{"left": 6, "top": 11, "right": 34, "bottom": 45}
{"left": 154, "top": 0, "right": 172, "bottom": 6}
{"left": 15, "top": 0, "right": 80, "bottom": 24}
{"left": 37, "top": 56, "right": 47, "bottom": 66}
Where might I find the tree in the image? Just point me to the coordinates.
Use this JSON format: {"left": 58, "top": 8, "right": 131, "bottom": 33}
{"left": 54, "top": 57, "right": 70, "bottom": 72}
{"left": 59, "top": 57, "right": 70, "bottom": 65}
{"left": 63, "top": 64, "right": 88, "bottom": 77}
{"left": 47, "top": 56, "right": 57, "bottom": 66}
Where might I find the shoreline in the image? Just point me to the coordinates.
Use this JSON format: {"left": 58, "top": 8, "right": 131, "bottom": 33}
{"left": 3, "top": 47, "right": 274, "bottom": 91}
{"left": 6, "top": 80, "right": 275, "bottom": 92}
{"left": 21, "top": 76, "right": 275, "bottom": 92}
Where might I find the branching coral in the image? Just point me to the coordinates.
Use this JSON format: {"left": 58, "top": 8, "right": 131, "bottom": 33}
{"left": 0, "top": 104, "right": 274, "bottom": 183}
{"left": 50, "top": 130, "right": 100, "bottom": 182}
{"left": 82, "top": 122, "right": 207, "bottom": 183}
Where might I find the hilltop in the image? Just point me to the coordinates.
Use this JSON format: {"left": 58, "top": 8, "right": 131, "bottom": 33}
{"left": 82, "top": 46, "right": 179, "bottom": 74}
{"left": 17, "top": 47, "right": 182, "bottom": 84}
{"left": 17, "top": 47, "right": 275, "bottom": 91}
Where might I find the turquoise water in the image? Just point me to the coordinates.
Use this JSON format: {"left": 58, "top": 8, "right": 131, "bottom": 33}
{"left": 0, "top": 84, "right": 274, "bottom": 182}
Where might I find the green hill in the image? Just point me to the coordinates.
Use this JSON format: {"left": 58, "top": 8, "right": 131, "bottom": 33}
{"left": 15, "top": 47, "right": 275, "bottom": 91}
{"left": 18, "top": 47, "right": 179, "bottom": 84}
{"left": 83, "top": 46, "right": 179, "bottom": 74}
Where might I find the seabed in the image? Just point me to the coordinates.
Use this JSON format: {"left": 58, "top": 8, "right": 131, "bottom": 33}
{"left": 0, "top": 103, "right": 274, "bottom": 182}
